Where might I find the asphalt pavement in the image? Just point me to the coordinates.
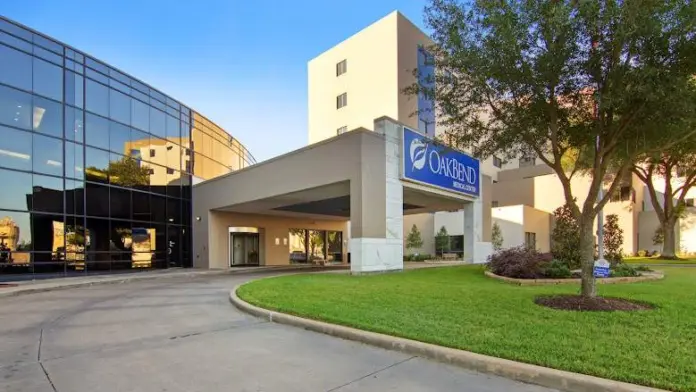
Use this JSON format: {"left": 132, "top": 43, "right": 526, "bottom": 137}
{"left": 0, "top": 272, "right": 559, "bottom": 392}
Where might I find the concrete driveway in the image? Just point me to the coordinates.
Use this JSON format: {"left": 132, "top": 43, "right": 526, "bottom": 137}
{"left": 0, "top": 272, "right": 558, "bottom": 392}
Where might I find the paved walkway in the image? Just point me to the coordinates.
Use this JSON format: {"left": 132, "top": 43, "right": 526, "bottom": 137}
{"left": 0, "top": 270, "right": 557, "bottom": 392}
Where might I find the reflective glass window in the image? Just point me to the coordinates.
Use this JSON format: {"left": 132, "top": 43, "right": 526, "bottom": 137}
{"left": 86, "top": 58, "right": 108, "bottom": 74}
{"left": 85, "top": 147, "right": 110, "bottom": 184}
{"left": 85, "top": 182, "right": 110, "bottom": 217}
{"left": 32, "top": 58, "right": 62, "bottom": 101}
{"left": 0, "top": 43, "right": 32, "bottom": 90}
{"left": 110, "top": 186, "right": 131, "bottom": 221}
{"left": 74, "top": 52, "right": 84, "bottom": 64}
{"left": 0, "top": 125, "right": 32, "bottom": 171}
{"left": 131, "top": 79, "right": 148, "bottom": 94}
{"left": 85, "top": 79, "right": 109, "bottom": 117}
{"left": 166, "top": 114, "right": 180, "bottom": 140}
{"left": 109, "top": 153, "right": 150, "bottom": 187}
{"left": 132, "top": 191, "right": 151, "bottom": 222}
{"left": 166, "top": 105, "right": 178, "bottom": 118}
{"left": 86, "top": 68, "right": 108, "bottom": 84}
{"left": 149, "top": 97, "right": 165, "bottom": 111}
{"left": 131, "top": 98, "right": 149, "bottom": 132}
{"left": 166, "top": 198, "right": 181, "bottom": 224}
{"left": 33, "top": 95, "right": 62, "bottom": 138}
{"left": 149, "top": 107, "right": 165, "bottom": 138}
{"left": 33, "top": 46, "right": 62, "bottom": 65}
{"left": 65, "top": 59, "right": 84, "bottom": 75}
{"left": 109, "top": 121, "right": 130, "bottom": 155}
{"left": 32, "top": 174, "right": 64, "bottom": 213}
{"left": 0, "top": 210, "right": 32, "bottom": 255}
{"left": 109, "top": 88, "right": 131, "bottom": 125}
{"left": 64, "top": 106, "right": 84, "bottom": 143}
{"left": 65, "top": 179, "right": 84, "bottom": 216}
{"left": 0, "top": 168, "right": 32, "bottom": 210}
{"left": 109, "top": 78, "right": 130, "bottom": 95}
{"left": 65, "top": 70, "right": 84, "bottom": 108}
{"left": 33, "top": 134, "right": 63, "bottom": 176}
{"left": 0, "top": 20, "right": 32, "bottom": 41}
{"left": 151, "top": 194, "right": 166, "bottom": 222}
{"left": 65, "top": 141, "right": 84, "bottom": 179}
{"left": 0, "top": 31, "right": 32, "bottom": 52}
{"left": 85, "top": 113, "right": 109, "bottom": 150}
{"left": 31, "top": 213, "right": 65, "bottom": 255}
{"left": 181, "top": 121, "right": 191, "bottom": 140}
{"left": 32, "top": 34, "right": 62, "bottom": 54}
{"left": 150, "top": 89, "right": 166, "bottom": 104}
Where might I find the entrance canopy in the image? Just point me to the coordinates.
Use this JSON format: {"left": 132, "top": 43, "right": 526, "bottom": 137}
{"left": 193, "top": 117, "right": 490, "bottom": 273}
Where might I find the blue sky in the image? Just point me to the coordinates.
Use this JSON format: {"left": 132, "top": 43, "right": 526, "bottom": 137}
{"left": 3, "top": 1, "right": 429, "bottom": 162}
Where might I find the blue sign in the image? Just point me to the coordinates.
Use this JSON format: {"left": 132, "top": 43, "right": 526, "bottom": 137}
{"left": 402, "top": 127, "right": 480, "bottom": 197}
{"left": 593, "top": 259, "right": 610, "bottom": 278}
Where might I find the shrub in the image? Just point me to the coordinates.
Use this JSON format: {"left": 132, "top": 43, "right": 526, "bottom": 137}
{"left": 611, "top": 264, "right": 640, "bottom": 278}
{"left": 637, "top": 249, "right": 648, "bottom": 257}
{"left": 487, "top": 246, "right": 553, "bottom": 279}
{"left": 543, "top": 260, "right": 572, "bottom": 278}
{"left": 491, "top": 222, "right": 504, "bottom": 251}
{"left": 603, "top": 214, "right": 624, "bottom": 265}
{"left": 551, "top": 204, "right": 582, "bottom": 269}
{"left": 404, "top": 254, "right": 432, "bottom": 262}
{"left": 634, "top": 265, "right": 653, "bottom": 272}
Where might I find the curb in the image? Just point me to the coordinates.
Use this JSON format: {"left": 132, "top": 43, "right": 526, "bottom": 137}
{"left": 484, "top": 271, "right": 665, "bottom": 286}
{"left": 0, "top": 265, "right": 346, "bottom": 299}
{"left": 230, "top": 285, "right": 667, "bottom": 392}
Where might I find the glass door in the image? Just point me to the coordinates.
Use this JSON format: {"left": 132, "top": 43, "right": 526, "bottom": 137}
{"left": 166, "top": 226, "right": 181, "bottom": 268}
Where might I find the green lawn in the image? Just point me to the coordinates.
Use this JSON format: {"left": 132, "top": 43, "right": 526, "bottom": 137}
{"left": 625, "top": 256, "right": 696, "bottom": 265}
{"left": 238, "top": 266, "right": 696, "bottom": 392}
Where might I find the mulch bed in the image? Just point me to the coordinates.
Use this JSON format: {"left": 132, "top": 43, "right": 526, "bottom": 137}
{"left": 535, "top": 294, "right": 654, "bottom": 312}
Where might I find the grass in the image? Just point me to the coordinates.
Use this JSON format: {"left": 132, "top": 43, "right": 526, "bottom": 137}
{"left": 238, "top": 266, "right": 696, "bottom": 392}
{"left": 625, "top": 256, "right": 696, "bottom": 265}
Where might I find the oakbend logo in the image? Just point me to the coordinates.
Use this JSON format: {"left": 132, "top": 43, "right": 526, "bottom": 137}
{"left": 409, "top": 138, "right": 428, "bottom": 170}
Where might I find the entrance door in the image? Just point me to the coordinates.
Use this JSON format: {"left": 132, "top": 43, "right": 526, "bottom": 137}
{"left": 166, "top": 226, "right": 181, "bottom": 267}
{"left": 229, "top": 233, "right": 260, "bottom": 266}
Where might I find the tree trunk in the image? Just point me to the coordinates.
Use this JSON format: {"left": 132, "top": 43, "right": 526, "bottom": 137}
{"left": 661, "top": 219, "right": 678, "bottom": 259}
{"left": 578, "top": 220, "right": 597, "bottom": 297}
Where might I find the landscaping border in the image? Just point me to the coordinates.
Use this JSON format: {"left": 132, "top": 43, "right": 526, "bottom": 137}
{"left": 484, "top": 271, "right": 664, "bottom": 286}
{"left": 230, "top": 284, "right": 667, "bottom": 392}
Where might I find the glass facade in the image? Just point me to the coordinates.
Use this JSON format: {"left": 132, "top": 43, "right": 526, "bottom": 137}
{"left": 0, "top": 17, "right": 255, "bottom": 278}
{"left": 417, "top": 46, "right": 435, "bottom": 138}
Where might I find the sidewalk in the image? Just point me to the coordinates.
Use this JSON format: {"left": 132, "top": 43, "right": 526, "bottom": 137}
{"left": 0, "top": 265, "right": 348, "bottom": 298}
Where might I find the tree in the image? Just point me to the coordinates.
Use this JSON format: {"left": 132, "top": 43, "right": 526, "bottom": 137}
{"left": 435, "top": 226, "right": 450, "bottom": 256}
{"left": 632, "top": 142, "right": 696, "bottom": 258}
{"left": 551, "top": 204, "right": 582, "bottom": 269}
{"left": 108, "top": 157, "right": 152, "bottom": 187}
{"left": 603, "top": 214, "right": 624, "bottom": 266}
{"left": 411, "top": 0, "right": 696, "bottom": 297}
{"left": 652, "top": 227, "right": 664, "bottom": 253}
{"left": 405, "top": 224, "right": 424, "bottom": 254}
{"left": 491, "top": 222, "right": 503, "bottom": 251}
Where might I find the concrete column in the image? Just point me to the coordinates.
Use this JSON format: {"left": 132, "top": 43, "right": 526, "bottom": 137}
{"left": 463, "top": 195, "right": 492, "bottom": 264}
{"left": 349, "top": 118, "right": 404, "bottom": 273}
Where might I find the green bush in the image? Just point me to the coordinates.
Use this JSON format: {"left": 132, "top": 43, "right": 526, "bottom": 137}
{"left": 404, "top": 254, "right": 432, "bottom": 262}
{"left": 610, "top": 264, "right": 640, "bottom": 277}
{"left": 634, "top": 265, "right": 653, "bottom": 272}
{"left": 637, "top": 249, "right": 647, "bottom": 257}
{"left": 551, "top": 204, "right": 582, "bottom": 269}
{"left": 543, "top": 260, "right": 572, "bottom": 278}
{"left": 487, "top": 246, "right": 553, "bottom": 279}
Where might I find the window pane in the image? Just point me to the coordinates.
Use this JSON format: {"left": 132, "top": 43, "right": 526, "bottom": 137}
{"left": 149, "top": 107, "right": 165, "bottom": 138}
{"left": 65, "top": 70, "right": 84, "bottom": 108}
{"left": 167, "top": 198, "right": 181, "bottom": 224}
{"left": 85, "top": 113, "right": 109, "bottom": 150}
{"left": 151, "top": 194, "right": 166, "bottom": 222}
{"left": 33, "top": 134, "right": 63, "bottom": 176}
{"left": 32, "top": 174, "right": 64, "bottom": 213}
{"left": 131, "top": 98, "right": 149, "bottom": 132}
{"left": 0, "top": 125, "right": 32, "bottom": 171}
{"left": 65, "top": 141, "right": 84, "bottom": 179}
{"left": 65, "top": 179, "right": 84, "bottom": 215}
{"left": 166, "top": 114, "right": 180, "bottom": 140}
{"left": 0, "top": 44, "right": 32, "bottom": 90}
{"left": 85, "top": 147, "right": 110, "bottom": 184}
{"left": 33, "top": 58, "right": 62, "bottom": 101}
{"left": 0, "top": 31, "right": 32, "bottom": 52}
{"left": 109, "top": 121, "right": 130, "bottom": 155}
{"left": 85, "top": 79, "right": 109, "bottom": 117}
{"left": 85, "top": 182, "right": 110, "bottom": 217}
{"left": 0, "top": 20, "right": 32, "bottom": 40}
{"left": 0, "top": 168, "right": 32, "bottom": 211}
{"left": 33, "top": 95, "right": 63, "bottom": 138}
{"left": 109, "top": 88, "right": 131, "bottom": 124}
{"left": 31, "top": 213, "right": 65, "bottom": 256}
{"left": 132, "top": 191, "right": 150, "bottom": 222}
{"left": 64, "top": 106, "right": 84, "bottom": 143}
{"left": 86, "top": 58, "right": 108, "bottom": 74}
{"left": 0, "top": 210, "right": 33, "bottom": 254}
{"left": 33, "top": 46, "right": 62, "bottom": 65}
{"left": 0, "top": 84, "right": 32, "bottom": 129}
{"left": 110, "top": 186, "right": 131, "bottom": 221}
{"left": 32, "top": 34, "right": 62, "bottom": 54}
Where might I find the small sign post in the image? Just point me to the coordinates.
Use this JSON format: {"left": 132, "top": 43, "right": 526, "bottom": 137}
{"left": 593, "top": 258, "right": 610, "bottom": 278}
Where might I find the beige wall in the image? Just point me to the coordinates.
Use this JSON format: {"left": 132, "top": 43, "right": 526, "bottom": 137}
{"left": 198, "top": 212, "right": 347, "bottom": 268}
{"left": 308, "top": 12, "right": 400, "bottom": 144}
{"left": 523, "top": 206, "right": 551, "bottom": 252}
{"left": 403, "top": 213, "right": 435, "bottom": 255}
{"left": 492, "top": 206, "right": 525, "bottom": 249}
{"left": 492, "top": 177, "right": 534, "bottom": 208}
{"left": 396, "top": 12, "right": 433, "bottom": 132}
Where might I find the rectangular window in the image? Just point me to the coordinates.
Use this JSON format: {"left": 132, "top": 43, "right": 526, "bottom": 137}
{"left": 149, "top": 107, "right": 166, "bottom": 138}
{"left": 525, "top": 232, "right": 536, "bottom": 250}
{"left": 85, "top": 113, "right": 110, "bottom": 150}
{"left": 0, "top": 168, "right": 32, "bottom": 210}
{"left": 336, "top": 126, "right": 347, "bottom": 135}
{"left": 149, "top": 149, "right": 156, "bottom": 158}
{"left": 0, "top": 84, "right": 32, "bottom": 130}
{"left": 493, "top": 156, "right": 502, "bottom": 168}
{"left": 65, "top": 70, "right": 84, "bottom": 109}
{"left": 336, "top": 93, "right": 347, "bottom": 109}
{"left": 32, "top": 133, "right": 63, "bottom": 177}
{"left": 0, "top": 44, "right": 32, "bottom": 91}
{"left": 0, "top": 31, "right": 32, "bottom": 52}
{"left": 519, "top": 155, "right": 536, "bottom": 167}
{"left": 85, "top": 79, "right": 109, "bottom": 117}
{"left": 33, "top": 96, "right": 63, "bottom": 138}
{"left": 166, "top": 167, "right": 175, "bottom": 175}
{"left": 492, "top": 201, "right": 499, "bottom": 208}
{"left": 336, "top": 59, "right": 347, "bottom": 76}
{"left": 33, "top": 57, "right": 63, "bottom": 101}
{"left": 0, "top": 125, "right": 32, "bottom": 171}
